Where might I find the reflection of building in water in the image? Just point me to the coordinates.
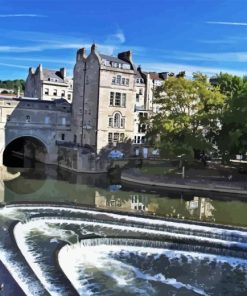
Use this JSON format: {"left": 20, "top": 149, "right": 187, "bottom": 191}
{"left": 186, "top": 196, "right": 215, "bottom": 220}
{"left": 95, "top": 191, "right": 150, "bottom": 213}
{"left": 131, "top": 195, "right": 148, "bottom": 211}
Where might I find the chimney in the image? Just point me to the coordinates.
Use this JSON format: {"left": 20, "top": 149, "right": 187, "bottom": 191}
{"left": 60, "top": 67, "right": 66, "bottom": 79}
{"left": 159, "top": 72, "right": 169, "bottom": 80}
{"left": 37, "top": 64, "right": 43, "bottom": 80}
{"left": 29, "top": 67, "right": 35, "bottom": 75}
{"left": 76, "top": 48, "right": 86, "bottom": 62}
{"left": 38, "top": 64, "right": 43, "bottom": 72}
{"left": 118, "top": 50, "right": 132, "bottom": 63}
{"left": 91, "top": 43, "right": 96, "bottom": 53}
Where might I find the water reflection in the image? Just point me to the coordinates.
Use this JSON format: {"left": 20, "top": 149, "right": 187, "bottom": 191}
{"left": 1, "top": 165, "right": 247, "bottom": 226}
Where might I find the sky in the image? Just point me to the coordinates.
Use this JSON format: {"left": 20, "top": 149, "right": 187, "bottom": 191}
{"left": 1, "top": 0, "right": 247, "bottom": 79}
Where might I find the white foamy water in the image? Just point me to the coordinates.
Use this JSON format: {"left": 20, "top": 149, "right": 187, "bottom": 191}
{"left": 5, "top": 204, "right": 247, "bottom": 239}
{"left": 0, "top": 249, "right": 43, "bottom": 295}
{"left": 58, "top": 243, "right": 247, "bottom": 296}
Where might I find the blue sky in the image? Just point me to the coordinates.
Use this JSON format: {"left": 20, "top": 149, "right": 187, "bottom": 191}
{"left": 1, "top": 0, "right": 247, "bottom": 79}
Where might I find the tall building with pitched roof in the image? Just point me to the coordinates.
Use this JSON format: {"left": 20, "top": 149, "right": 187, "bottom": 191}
{"left": 24, "top": 65, "right": 73, "bottom": 102}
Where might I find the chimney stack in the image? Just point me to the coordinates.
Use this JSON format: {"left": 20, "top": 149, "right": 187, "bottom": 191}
{"left": 76, "top": 48, "right": 86, "bottom": 62}
{"left": 60, "top": 67, "right": 66, "bottom": 79}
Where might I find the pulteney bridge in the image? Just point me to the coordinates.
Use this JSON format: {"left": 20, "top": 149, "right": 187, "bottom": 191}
{"left": 0, "top": 97, "right": 71, "bottom": 167}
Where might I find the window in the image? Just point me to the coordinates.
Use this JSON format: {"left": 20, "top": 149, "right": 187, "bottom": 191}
{"left": 121, "top": 117, "right": 125, "bottom": 128}
{"left": 62, "top": 117, "right": 66, "bottom": 125}
{"left": 109, "top": 117, "right": 113, "bottom": 127}
{"left": 139, "top": 88, "right": 143, "bottom": 95}
{"left": 110, "top": 92, "right": 127, "bottom": 107}
{"left": 109, "top": 113, "right": 125, "bottom": 129}
{"left": 45, "top": 116, "right": 49, "bottom": 124}
{"left": 120, "top": 133, "right": 125, "bottom": 142}
{"left": 114, "top": 113, "right": 121, "bottom": 128}
{"left": 6, "top": 115, "right": 10, "bottom": 121}
{"left": 113, "top": 133, "right": 119, "bottom": 142}
{"left": 115, "top": 93, "right": 121, "bottom": 106}
{"left": 44, "top": 88, "right": 49, "bottom": 95}
{"left": 74, "top": 134, "right": 77, "bottom": 143}
{"left": 126, "top": 79, "right": 129, "bottom": 86}
{"left": 61, "top": 90, "right": 65, "bottom": 97}
{"left": 122, "top": 93, "right": 126, "bottom": 107}
{"left": 121, "top": 78, "right": 125, "bottom": 85}
{"left": 26, "top": 115, "right": 30, "bottom": 123}
{"left": 112, "top": 77, "right": 116, "bottom": 84}
{"left": 110, "top": 92, "right": 114, "bottom": 106}
{"left": 136, "top": 94, "right": 140, "bottom": 102}
{"left": 53, "top": 89, "right": 57, "bottom": 96}
{"left": 68, "top": 94, "right": 71, "bottom": 100}
{"left": 116, "top": 75, "right": 121, "bottom": 84}
{"left": 108, "top": 133, "right": 113, "bottom": 143}
{"left": 61, "top": 133, "right": 65, "bottom": 141}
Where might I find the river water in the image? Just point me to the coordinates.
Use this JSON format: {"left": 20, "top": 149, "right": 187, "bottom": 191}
{"left": 2, "top": 164, "right": 247, "bottom": 227}
{"left": 1, "top": 164, "right": 247, "bottom": 295}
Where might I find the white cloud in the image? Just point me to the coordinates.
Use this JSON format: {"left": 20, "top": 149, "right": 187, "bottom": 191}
{"left": 0, "top": 14, "right": 47, "bottom": 18}
{"left": 0, "top": 62, "right": 28, "bottom": 69}
{"left": 206, "top": 21, "right": 247, "bottom": 26}
{"left": 105, "top": 30, "right": 126, "bottom": 45}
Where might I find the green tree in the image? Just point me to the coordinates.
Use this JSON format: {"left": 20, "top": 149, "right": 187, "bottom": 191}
{"left": 146, "top": 74, "right": 225, "bottom": 159}
{"left": 214, "top": 73, "right": 247, "bottom": 161}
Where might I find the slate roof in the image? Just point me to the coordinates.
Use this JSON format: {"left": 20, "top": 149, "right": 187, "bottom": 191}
{"left": 99, "top": 54, "right": 130, "bottom": 65}
{"left": 43, "top": 69, "right": 64, "bottom": 83}
{"left": 148, "top": 72, "right": 164, "bottom": 81}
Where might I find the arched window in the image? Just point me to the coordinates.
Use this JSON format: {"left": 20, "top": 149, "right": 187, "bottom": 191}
{"left": 114, "top": 113, "right": 121, "bottom": 128}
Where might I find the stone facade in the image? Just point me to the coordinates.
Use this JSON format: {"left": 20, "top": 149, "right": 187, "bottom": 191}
{"left": 24, "top": 65, "right": 73, "bottom": 102}
{"left": 72, "top": 45, "right": 136, "bottom": 153}
{"left": 0, "top": 97, "right": 71, "bottom": 165}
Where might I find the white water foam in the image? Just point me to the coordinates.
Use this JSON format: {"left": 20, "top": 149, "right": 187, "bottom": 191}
{"left": 13, "top": 222, "right": 65, "bottom": 296}
{"left": 0, "top": 249, "right": 43, "bottom": 295}
{"left": 58, "top": 243, "right": 224, "bottom": 296}
{"left": 5, "top": 204, "right": 247, "bottom": 239}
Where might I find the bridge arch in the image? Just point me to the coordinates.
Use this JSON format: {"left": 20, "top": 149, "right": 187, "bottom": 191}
{"left": 3, "top": 135, "right": 49, "bottom": 167}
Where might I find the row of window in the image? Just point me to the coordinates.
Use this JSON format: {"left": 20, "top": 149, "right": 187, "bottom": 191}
{"left": 136, "top": 78, "right": 144, "bottom": 84}
{"left": 112, "top": 75, "right": 130, "bottom": 86}
{"left": 110, "top": 92, "right": 126, "bottom": 107}
{"left": 134, "top": 136, "right": 145, "bottom": 144}
{"left": 104, "top": 60, "right": 131, "bottom": 70}
{"left": 108, "top": 132, "right": 125, "bottom": 143}
{"left": 44, "top": 88, "right": 72, "bottom": 100}
{"left": 6, "top": 115, "right": 67, "bottom": 125}
{"left": 109, "top": 113, "right": 125, "bottom": 128}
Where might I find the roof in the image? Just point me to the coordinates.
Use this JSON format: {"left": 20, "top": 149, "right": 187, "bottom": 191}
{"left": 43, "top": 69, "right": 64, "bottom": 83}
{"left": 99, "top": 54, "right": 130, "bottom": 65}
{"left": 148, "top": 72, "right": 164, "bottom": 81}
{"left": 135, "top": 69, "right": 143, "bottom": 79}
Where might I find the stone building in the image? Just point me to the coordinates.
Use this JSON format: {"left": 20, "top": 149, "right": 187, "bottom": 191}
{"left": 72, "top": 44, "right": 136, "bottom": 153}
{"left": 24, "top": 65, "right": 73, "bottom": 102}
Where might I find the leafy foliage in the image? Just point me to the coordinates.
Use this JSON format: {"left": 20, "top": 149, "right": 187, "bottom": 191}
{"left": 146, "top": 74, "right": 225, "bottom": 159}
{"left": 216, "top": 74, "right": 247, "bottom": 160}
{"left": 0, "top": 80, "right": 25, "bottom": 93}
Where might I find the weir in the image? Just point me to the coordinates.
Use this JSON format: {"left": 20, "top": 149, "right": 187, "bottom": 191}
{"left": 0, "top": 203, "right": 247, "bottom": 295}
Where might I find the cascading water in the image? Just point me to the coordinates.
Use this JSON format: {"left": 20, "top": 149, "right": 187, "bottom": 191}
{"left": 0, "top": 203, "right": 247, "bottom": 295}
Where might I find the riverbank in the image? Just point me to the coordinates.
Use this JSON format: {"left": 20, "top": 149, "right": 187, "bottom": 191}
{"left": 121, "top": 165, "right": 247, "bottom": 199}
